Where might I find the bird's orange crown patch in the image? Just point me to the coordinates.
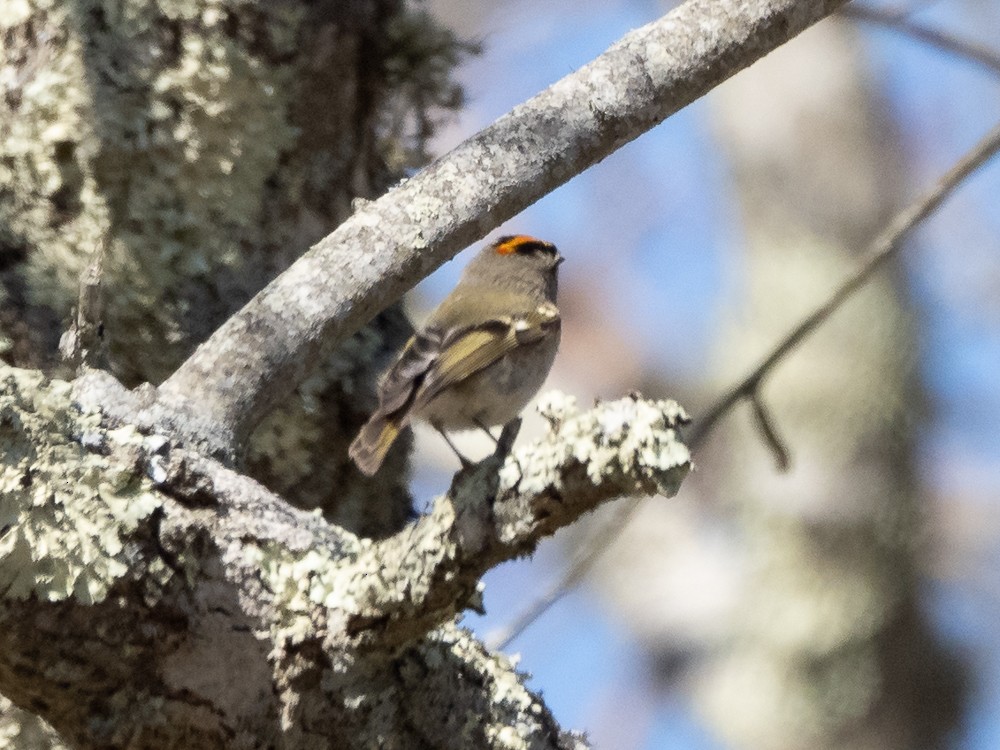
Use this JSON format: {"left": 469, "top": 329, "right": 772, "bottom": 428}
{"left": 495, "top": 235, "right": 541, "bottom": 255}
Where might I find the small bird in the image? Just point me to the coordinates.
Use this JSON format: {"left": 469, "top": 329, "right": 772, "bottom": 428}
{"left": 349, "top": 234, "right": 563, "bottom": 476}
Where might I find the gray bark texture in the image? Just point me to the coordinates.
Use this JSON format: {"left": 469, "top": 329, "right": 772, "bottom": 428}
{"left": 0, "top": 0, "right": 847, "bottom": 746}
{"left": 0, "top": 0, "right": 456, "bottom": 539}
{"left": 2, "top": 373, "right": 687, "bottom": 748}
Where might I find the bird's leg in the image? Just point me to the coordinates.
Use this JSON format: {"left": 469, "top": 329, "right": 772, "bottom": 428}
{"left": 472, "top": 416, "right": 500, "bottom": 446}
{"left": 490, "top": 417, "right": 524, "bottom": 486}
{"left": 475, "top": 416, "right": 521, "bottom": 459}
{"left": 494, "top": 417, "right": 522, "bottom": 456}
{"left": 432, "top": 422, "right": 474, "bottom": 470}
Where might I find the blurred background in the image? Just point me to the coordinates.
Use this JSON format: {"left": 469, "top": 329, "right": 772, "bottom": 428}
{"left": 410, "top": 1, "right": 1000, "bottom": 747}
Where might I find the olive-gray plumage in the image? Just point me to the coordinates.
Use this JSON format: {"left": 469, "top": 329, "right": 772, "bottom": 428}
{"left": 349, "top": 235, "right": 562, "bottom": 475}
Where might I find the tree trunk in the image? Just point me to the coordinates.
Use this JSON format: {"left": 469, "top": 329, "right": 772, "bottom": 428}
{"left": 0, "top": 0, "right": 465, "bottom": 741}
{"left": 694, "top": 19, "right": 964, "bottom": 749}
{"left": 0, "top": 0, "right": 461, "bottom": 534}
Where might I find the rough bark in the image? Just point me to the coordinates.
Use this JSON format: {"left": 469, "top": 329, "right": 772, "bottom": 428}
{"left": 0, "top": 0, "right": 463, "bottom": 740}
{"left": 0, "top": 0, "right": 466, "bottom": 534}
{"left": 1, "top": 371, "right": 688, "bottom": 747}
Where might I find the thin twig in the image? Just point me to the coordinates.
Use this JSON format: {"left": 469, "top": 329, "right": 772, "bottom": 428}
{"left": 750, "top": 393, "right": 791, "bottom": 471}
{"left": 842, "top": 5, "right": 1000, "bottom": 76}
{"left": 868, "top": 0, "right": 946, "bottom": 21}
{"left": 489, "top": 496, "right": 644, "bottom": 651}
{"left": 494, "top": 121, "right": 1000, "bottom": 649}
{"left": 689, "top": 121, "right": 1000, "bottom": 447}
{"left": 59, "top": 242, "right": 106, "bottom": 371}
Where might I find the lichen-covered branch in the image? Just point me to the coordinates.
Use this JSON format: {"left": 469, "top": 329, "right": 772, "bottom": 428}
{"left": 155, "top": 0, "right": 848, "bottom": 453}
{"left": 342, "top": 393, "right": 690, "bottom": 648}
{"left": 1, "top": 369, "right": 687, "bottom": 747}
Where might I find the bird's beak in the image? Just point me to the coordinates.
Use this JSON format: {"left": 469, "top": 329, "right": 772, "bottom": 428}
{"left": 554, "top": 252, "right": 565, "bottom": 266}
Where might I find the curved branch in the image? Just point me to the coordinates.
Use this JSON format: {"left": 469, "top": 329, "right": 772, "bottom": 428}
{"left": 154, "top": 0, "right": 848, "bottom": 454}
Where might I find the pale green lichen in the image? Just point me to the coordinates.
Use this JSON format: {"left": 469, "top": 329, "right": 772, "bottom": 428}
{"left": 0, "top": 694, "right": 67, "bottom": 750}
{"left": 1, "top": 0, "right": 301, "bottom": 382}
{"left": 433, "top": 626, "right": 585, "bottom": 750}
{"left": 248, "top": 503, "right": 461, "bottom": 648}
{"left": 0, "top": 366, "right": 161, "bottom": 603}
{"left": 247, "top": 324, "right": 388, "bottom": 491}
{"left": 245, "top": 534, "right": 370, "bottom": 645}
{"left": 499, "top": 390, "right": 691, "bottom": 496}
{"left": 4, "top": 0, "right": 471, "bottom": 542}
{"left": 2, "top": 0, "right": 471, "bottom": 386}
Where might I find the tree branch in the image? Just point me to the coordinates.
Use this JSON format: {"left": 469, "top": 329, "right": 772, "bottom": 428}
{"left": 347, "top": 393, "right": 689, "bottom": 647}
{"left": 148, "top": 0, "right": 847, "bottom": 455}
{"left": 748, "top": 392, "right": 791, "bottom": 471}
{"left": 489, "top": 495, "right": 645, "bottom": 652}
{"left": 2, "top": 370, "right": 687, "bottom": 746}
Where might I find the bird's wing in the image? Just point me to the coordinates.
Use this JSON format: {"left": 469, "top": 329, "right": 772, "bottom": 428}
{"left": 417, "top": 302, "right": 561, "bottom": 404}
{"left": 376, "top": 327, "right": 445, "bottom": 416}
{"left": 376, "top": 302, "right": 560, "bottom": 420}
{"left": 351, "top": 328, "right": 447, "bottom": 475}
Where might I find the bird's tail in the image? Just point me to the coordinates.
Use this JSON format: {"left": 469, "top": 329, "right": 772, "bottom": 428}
{"left": 349, "top": 413, "right": 402, "bottom": 476}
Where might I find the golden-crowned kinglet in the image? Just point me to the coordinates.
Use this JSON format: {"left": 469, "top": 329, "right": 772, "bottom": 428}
{"left": 350, "top": 235, "right": 563, "bottom": 475}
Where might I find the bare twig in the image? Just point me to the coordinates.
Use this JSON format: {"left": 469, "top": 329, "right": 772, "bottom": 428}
{"left": 689, "top": 121, "right": 1000, "bottom": 447}
{"left": 58, "top": 242, "right": 106, "bottom": 371}
{"left": 842, "top": 5, "right": 1000, "bottom": 76}
{"left": 495, "top": 121, "right": 1000, "bottom": 648}
{"left": 489, "top": 495, "right": 644, "bottom": 651}
{"left": 866, "top": 0, "right": 947, "bottom": 21}
{"left": 750, "top": 393, "right": 791, "bottom": 471}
